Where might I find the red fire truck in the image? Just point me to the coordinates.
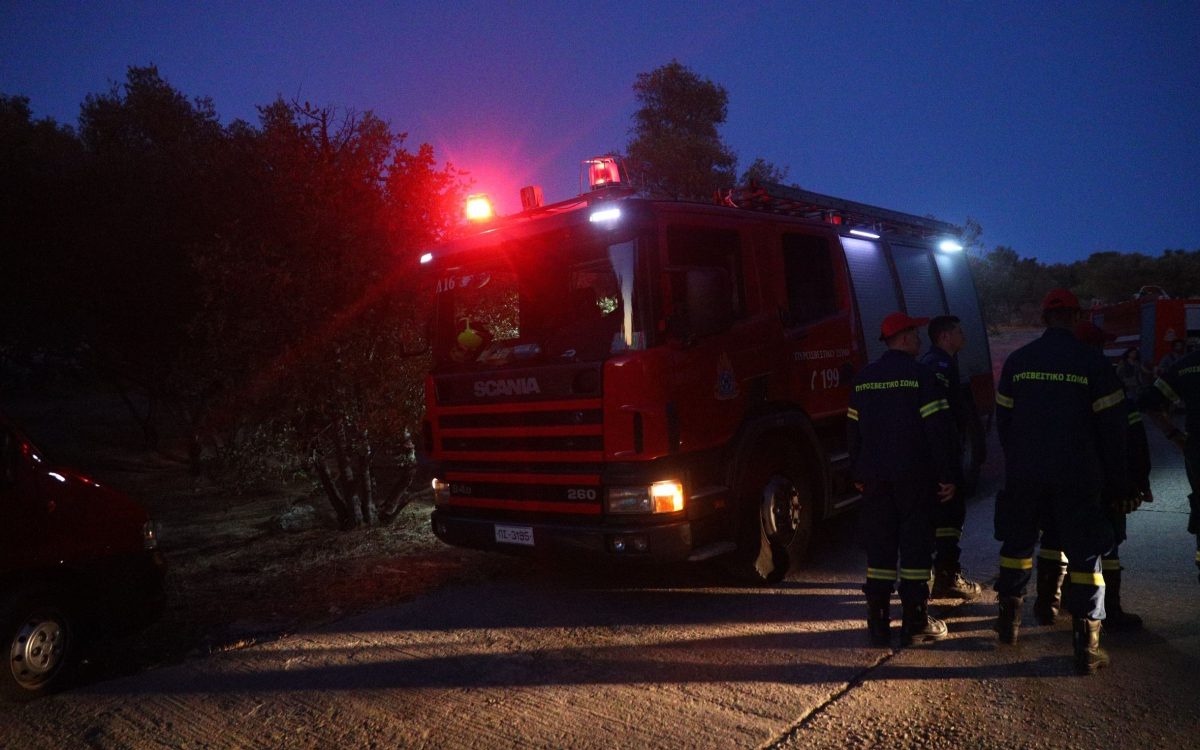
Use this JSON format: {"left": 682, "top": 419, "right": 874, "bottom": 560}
{"left": 1089, "top": 286, "right": 1200, "bottom": 365}
{"left": 420, "top": 158, "right": 993, "bottom": 582}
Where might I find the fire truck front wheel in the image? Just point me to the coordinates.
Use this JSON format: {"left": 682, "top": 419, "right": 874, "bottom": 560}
{"left": 727, "top": 448, "right": 813, "bottom": 585}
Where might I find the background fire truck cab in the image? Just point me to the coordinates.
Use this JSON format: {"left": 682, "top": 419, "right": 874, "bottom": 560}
{"left": 1089, "top": 286, "right": 1200, "bottom": 366}
{"left": 420, "top": 158, "right": 993, "bottom": 583}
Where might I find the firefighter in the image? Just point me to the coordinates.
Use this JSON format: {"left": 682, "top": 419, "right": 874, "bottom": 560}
{"left": 1033, "top": 321, "right": 1149, "bottom": 631}
{"left": 920, "top": 315, "right": 984, "bottom": 601}
{"left": 993, "top": 289, "right": 1129, "bottom": 675}
{"left": 1139, "top": 338, "right": 1200, "bottom": 584}
{"left": 848, "top": 312, "right": 958, "bottom": 647}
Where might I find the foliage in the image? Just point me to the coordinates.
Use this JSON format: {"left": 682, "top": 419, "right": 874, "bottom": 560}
{"left": 1, "top": 68, "right": 468, "bottom": 529}
{"left": 739, "top": 157, "right": 791, "bottom": 186}
{"left": 0, "top": 95, "right": 86, "bottom": 377}
{"left": 967, "top": 243, "right": 1200, "bottom": 328}
{"left": 625, "top": 60, "right": 737, "bottom": 200}
{"left": 185, "top": 99, "right": 468, "bottom": 528}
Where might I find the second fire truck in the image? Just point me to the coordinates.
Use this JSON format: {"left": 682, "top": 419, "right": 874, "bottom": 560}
{"left": 420, "top": 158, "right": 993, "bottom": 582}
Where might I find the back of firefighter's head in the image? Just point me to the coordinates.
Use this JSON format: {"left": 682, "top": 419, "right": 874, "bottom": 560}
{"left": 1041, "top": 287, "right": 1081, "bottom": 328}
{"left": 879, "top": 312, "right": 928, "bottom": 356}
{"left": 928, "top": 315, "right": 964, "bottom": 353}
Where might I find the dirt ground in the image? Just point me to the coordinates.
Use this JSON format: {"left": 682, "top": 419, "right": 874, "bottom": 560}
{"left": 1, "top": 383, "right": 494, "bottom": 685}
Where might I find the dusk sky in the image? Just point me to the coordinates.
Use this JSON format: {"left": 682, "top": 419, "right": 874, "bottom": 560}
{"left": 3, "top": 1, "right": 1198, "bottom": 265}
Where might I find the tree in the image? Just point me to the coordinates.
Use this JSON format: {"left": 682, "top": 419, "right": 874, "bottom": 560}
{"left": 0, "top": 95, "right": 85, "bottom": 381}
{"left": 187, "top": 99, "right": 468, "bottom": 528}
{"left": 625, "top": 61, "right": 737, "bottom": 200}
{"left": 73, "top": 66, "right": 227, "bottom": 449}
{"left": 739, "top": 157, "right": 790, "bottom": 186}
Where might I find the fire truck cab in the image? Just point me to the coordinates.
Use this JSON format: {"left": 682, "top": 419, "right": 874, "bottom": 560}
{"left": 421, "top": 159, "right": 992, "bottom": 582}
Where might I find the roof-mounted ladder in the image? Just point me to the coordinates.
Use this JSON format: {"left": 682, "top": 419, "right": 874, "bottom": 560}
{"left": 724, "top": 181, "right": 960, "bottom": 241}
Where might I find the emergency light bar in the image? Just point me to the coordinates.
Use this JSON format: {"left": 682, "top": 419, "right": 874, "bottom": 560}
{"left": 582, "top": 156, "right": 626, "bottom": 192}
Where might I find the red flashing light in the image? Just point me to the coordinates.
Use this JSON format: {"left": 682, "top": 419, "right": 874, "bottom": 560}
{"left": 465, "top": 194, "right": 495, "bottom": 222}
{"left": 582, "top": 156, "right": 626, "bottom": 192}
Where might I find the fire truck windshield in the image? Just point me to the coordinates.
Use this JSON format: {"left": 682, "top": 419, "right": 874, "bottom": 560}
{"left": 431, "top": 235, "right": 648, "bottom": 369}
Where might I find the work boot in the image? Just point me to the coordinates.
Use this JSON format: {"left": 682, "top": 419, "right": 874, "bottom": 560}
{"left": 1072, "top": 617, "right": 1110, "bottom": 675}
{"left": 931, "top": 568, "right": 983, "bottom": 601}
{"left": 996, "top": 596, "right": 1023, "bottom": 645}
{"left": 900, "top": 601, "right": 948, "bottom": 646}
{"left": 866, "top": 596, "right": 892, "bottom": 647}
{"left": 1033, "top": 561, "right": 1067, "bottom": 625}
{"left": 1103, "top": 568, "right": 1143, "bottom": 632}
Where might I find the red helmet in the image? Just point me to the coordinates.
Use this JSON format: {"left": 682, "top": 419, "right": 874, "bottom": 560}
{"left": 879, "top": 311, "right": 929, "bottom": 341}
{"left": 1041, "top": 288, "right": 1080, "bottom": 311}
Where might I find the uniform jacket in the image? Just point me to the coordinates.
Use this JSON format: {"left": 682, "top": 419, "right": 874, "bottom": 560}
{"left": 1142, "top": 348, "right": 1200, "bottom": 438}
{"left": 847, "top": 349, "right": 958, "bottom": 484}
{"left": 995, "top": 327, "right": 1128, "bottom": 495}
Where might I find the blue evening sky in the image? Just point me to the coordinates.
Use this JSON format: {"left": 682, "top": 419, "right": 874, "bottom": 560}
{"left": 3, "top": 1, "right": 1198, "bottom": 264}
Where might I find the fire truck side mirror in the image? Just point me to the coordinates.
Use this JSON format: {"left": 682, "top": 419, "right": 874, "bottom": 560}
{"left": 667, "top": 267, "right": 735, "bottom": 345}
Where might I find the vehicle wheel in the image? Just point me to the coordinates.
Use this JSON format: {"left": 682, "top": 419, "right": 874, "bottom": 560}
{"left": 727, "top": 447, "right": 814, "bottom": 585}
{"left": 2, "top": 593, "right": 76, "bottom": 702}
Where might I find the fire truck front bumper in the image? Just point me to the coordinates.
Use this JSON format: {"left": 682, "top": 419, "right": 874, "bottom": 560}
{"left": 430, "top": 509, "right": 701, "bottom": 562}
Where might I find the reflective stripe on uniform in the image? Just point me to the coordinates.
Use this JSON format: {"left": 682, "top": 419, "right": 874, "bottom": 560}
{"left": 847, "top": 407, "right": 859, "bottom": 421}
{"left": 1000, "top": 555, "right": 1033, "bottom": 570}
{"left": 1069, "top": 571, "right": 1106, "bottom": 587}
{"left": 1155, "top": 377, "right": 1182, "bottom": 405}
{"left": 900, "top": 567, "right": 931, "bottom": 581}
{"left": 920, "top": 399, "right": 950, "bottom": 418}
{"left": 1128, "top": 411, "right": 1143, "bottom": 425}
{"left": 1038, "top": 548, "right": 1067, "bottom": 563}
{"left": 1101, "top": 559, "right": 1121, "bottom": 571}
{"left": 867, "top": 567, "right": 897, "bottom": 581}
{"left": 935, "top": 527, "right": 962, "bottom": 539}
{"left": 995, "top": 392, "right": 1014, "bottom": 409}
{"left": 1195, "top": 550, "right": 1200, "bottom": 564}
{"left": 1092, "top": 389, "right": 1125, "bottom": 413}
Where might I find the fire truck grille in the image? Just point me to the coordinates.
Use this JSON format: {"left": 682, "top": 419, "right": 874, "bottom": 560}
{"left": 442, "top": 435, "right": 603, "bottom": 452}
{"left": 435, "top": 400, "right": 606, "bottom": 514}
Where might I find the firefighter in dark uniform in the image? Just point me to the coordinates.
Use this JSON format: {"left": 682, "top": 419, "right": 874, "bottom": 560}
{"left": 993, "top": 288, "right": 1129, "bottom": 675}
{"left": 849, "top": 312, "right": 959, "bottom": 647}
{"left": 1033, "top": 321, "right": 1150, "bottom": 631}
{"left": 920, "top": 315, "right": 984, "bottom": 600}
{"left": 1140, "top": 340, "right": 1200, "bottom": 584}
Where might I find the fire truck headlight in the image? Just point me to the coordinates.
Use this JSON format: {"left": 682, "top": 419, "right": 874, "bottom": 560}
{"left": 606, "top": 481, "right": 684, "bottom": 514}
{"left": 432, "top": 478, "right": 449, "bottom": 505}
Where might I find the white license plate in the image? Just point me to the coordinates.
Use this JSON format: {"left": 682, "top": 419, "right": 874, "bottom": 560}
{"left": 494, "top": 524, "right": 534, "bottom": 546}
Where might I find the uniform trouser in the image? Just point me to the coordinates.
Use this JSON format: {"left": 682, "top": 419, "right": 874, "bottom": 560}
{"left": 933, "top": 489, "right": 967, "bottom": 572}
{"left": 1040, "top": 504, "right": 1127, "bottom": 576}
{"left": 860, "top": 479, "right": 936, "bottom": 606}
{"left": 1185, "top": 441, "right": 1200, "bottom": 568}
{"left": 994, "top": 479, "right": 1114, "bottom": 620}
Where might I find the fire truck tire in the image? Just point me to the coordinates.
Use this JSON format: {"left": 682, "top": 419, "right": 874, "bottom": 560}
{"left": 726, "top": 446, "right": 813, "bottom": 585}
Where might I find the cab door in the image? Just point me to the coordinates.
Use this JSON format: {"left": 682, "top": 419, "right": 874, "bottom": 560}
{"left": 778, "top": 229, "right": 857, "bottom": 419}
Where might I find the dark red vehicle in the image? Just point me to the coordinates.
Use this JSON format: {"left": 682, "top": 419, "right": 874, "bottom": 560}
{"left": 421, "top": 159, "right": 993, "bottom": 582}
{"left": 1, "top": 413, "right": 165, "bottom": 700}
